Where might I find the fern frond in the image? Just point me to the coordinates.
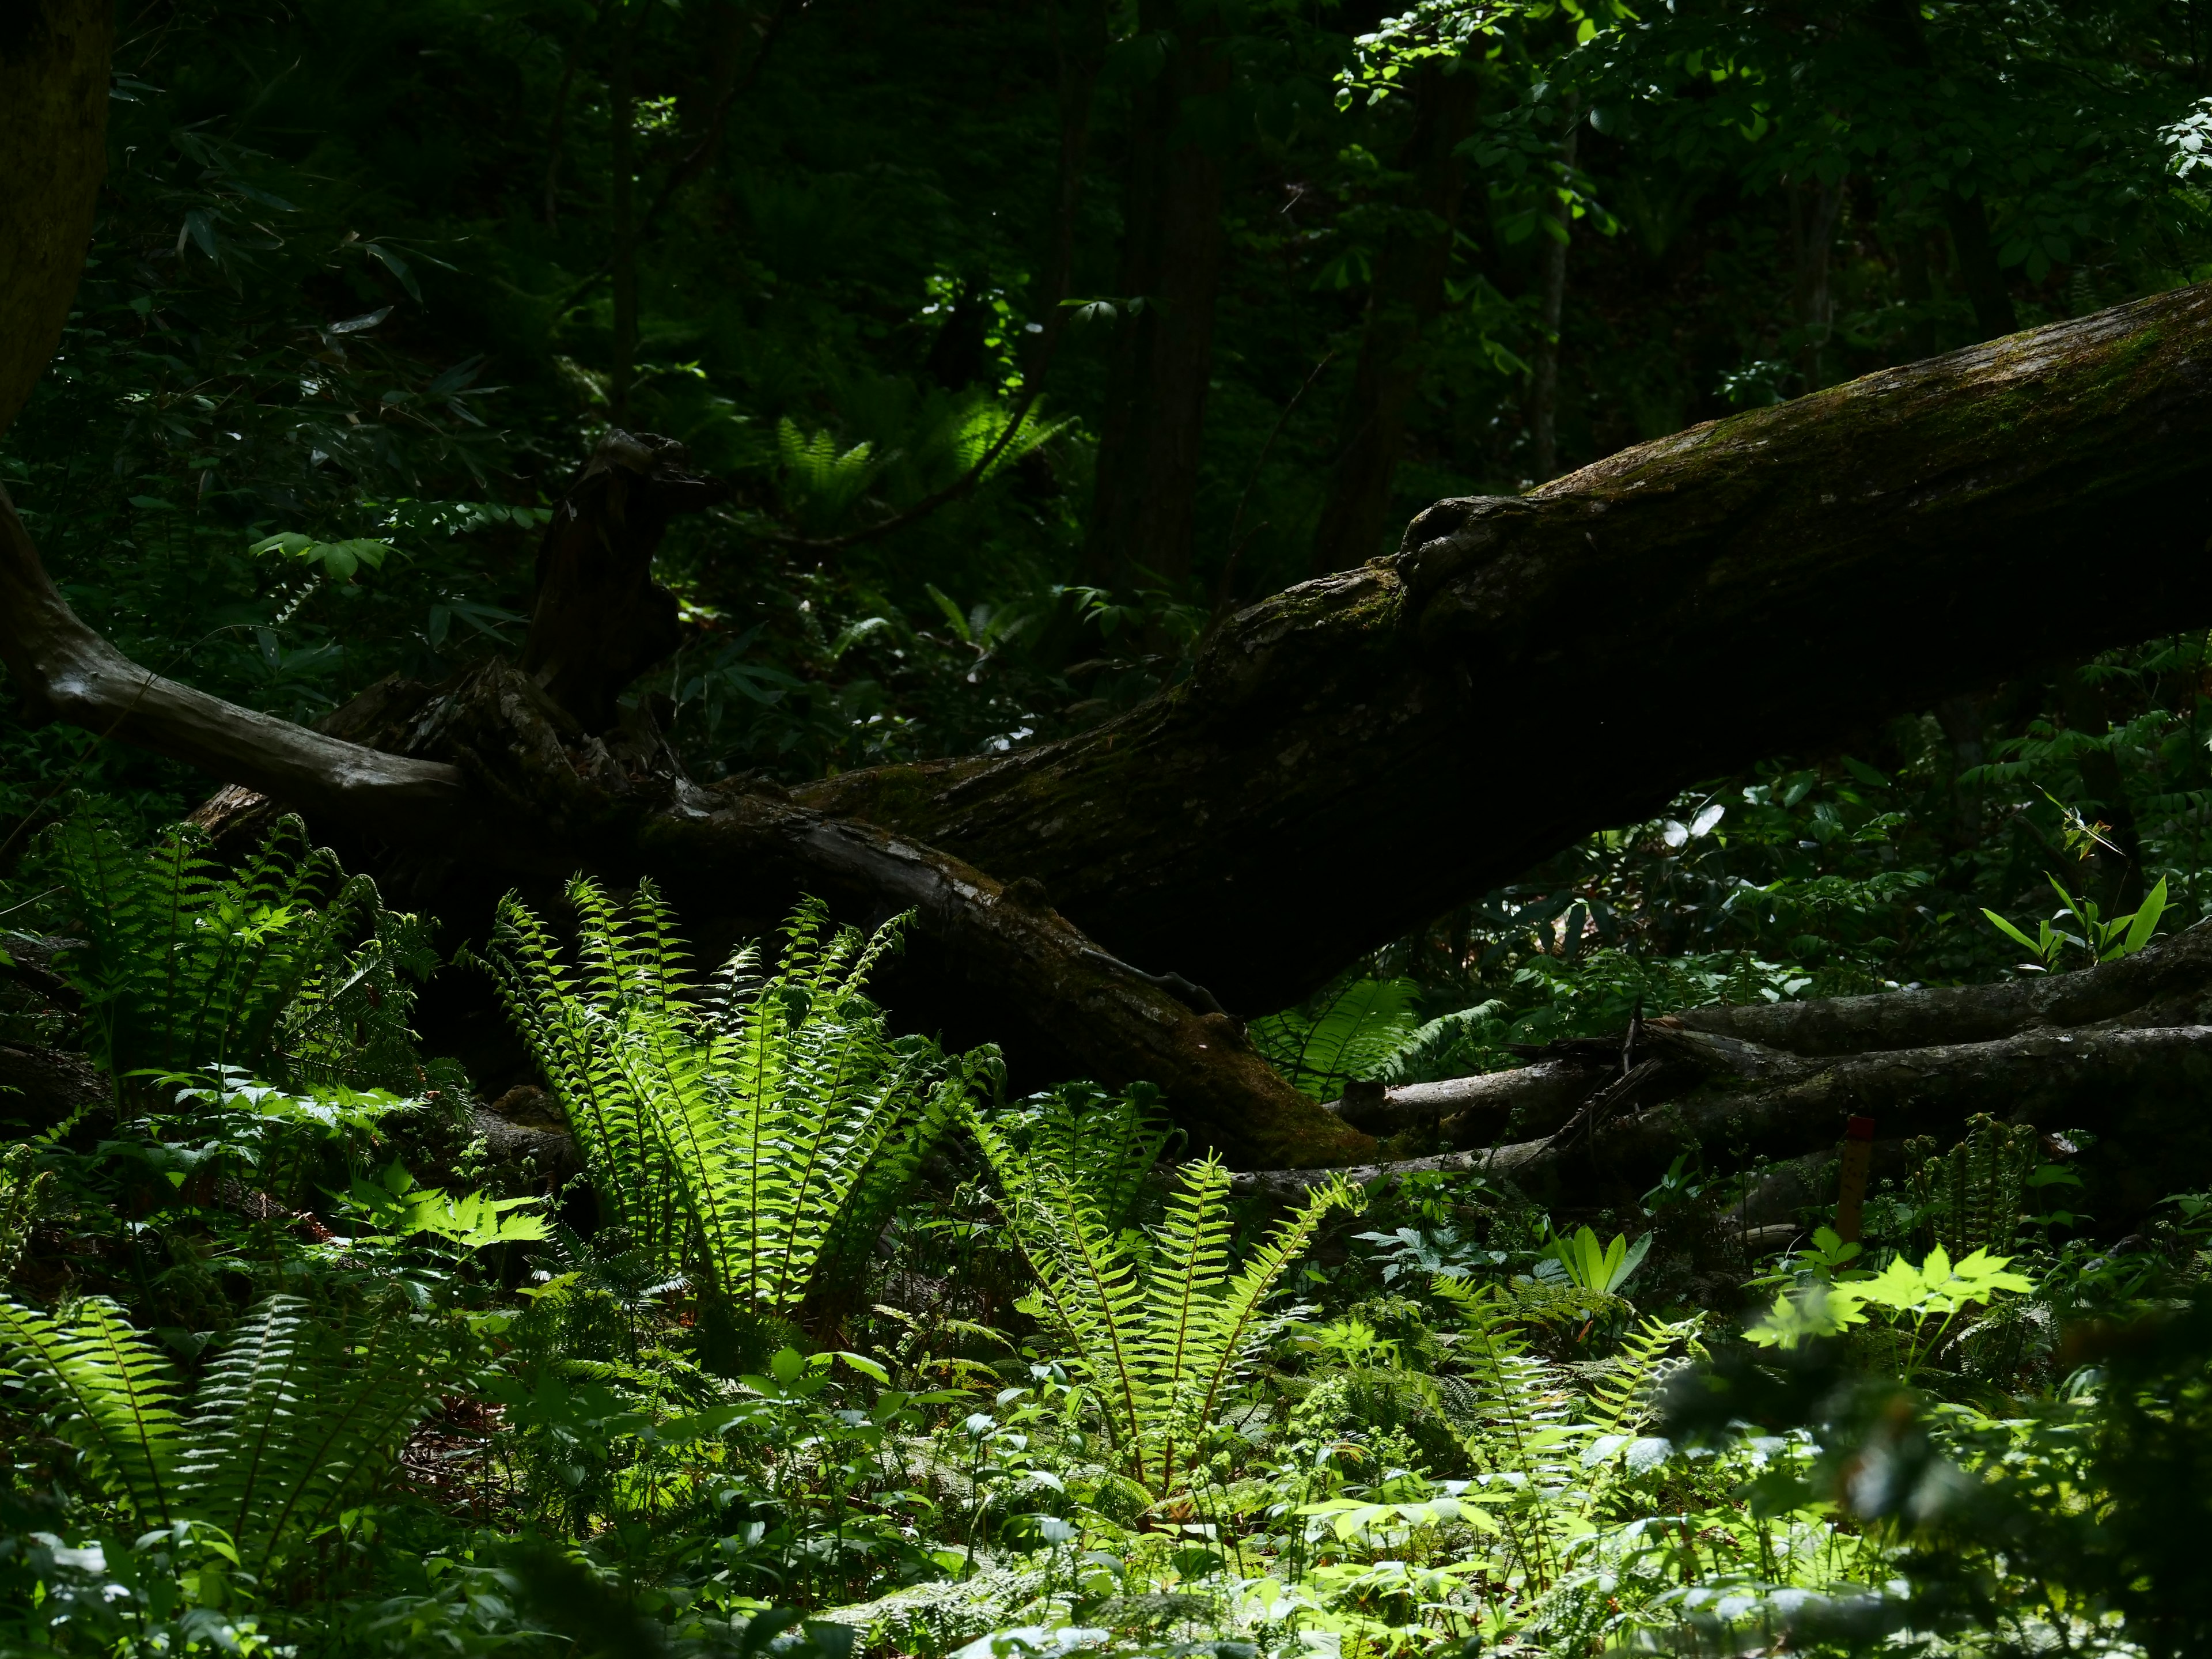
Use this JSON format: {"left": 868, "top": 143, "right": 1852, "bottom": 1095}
{"left": 190, "top": 1296, "right": 459, "bottom": 1571}
{"left": 971, "top": 1094, "right": 1355, "bottom": 1499}
{"left": 1588, "top": 1312, "right": 1706, "bottom": 1438}
{"left": 0, "top": 1294, "right": 183, "bottom": 1526}
{"left": 487, "top": 887, "right": 948, "bottom": 1317}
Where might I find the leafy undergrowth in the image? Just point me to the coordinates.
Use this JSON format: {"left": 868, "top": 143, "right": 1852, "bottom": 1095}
{"left": 3, "top": 811, "right": 2211, "bottom": 1659}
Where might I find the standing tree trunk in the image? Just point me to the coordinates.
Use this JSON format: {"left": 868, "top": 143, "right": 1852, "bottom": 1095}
{"left": 1308, "top": 60, "right": 1479, "bottom": 575}
{"left": 1528, "top": 95, "right": 1578, "bottom": 483}
{"left": 608, "top": 2, "right": 643, "bottom": 422}
{"left": 1084, "top": 0, "right": 1232, "bottom": 593}
{"left": 1790, "top": 173, "right": 1845, "bottom": 391}
{"left": 0, "top": 0, "right": 111, "bottom": 437}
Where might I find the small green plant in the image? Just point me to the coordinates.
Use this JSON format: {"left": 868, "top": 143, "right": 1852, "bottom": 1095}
{"left": 484, "top": 881, "right": 976, "bottom": 1323}
{"left": 1983, "top": 873, "right": 2168, "bottom": 970}
{"left": 1748, "top": 1243, "right": 2035, "bottom": 1377}
{"left": 1535, "top": 1225, "right": 1652, "bottom": 1296}
{"left": 967, "top": 1090, "right": 1359, "bottom": 1499}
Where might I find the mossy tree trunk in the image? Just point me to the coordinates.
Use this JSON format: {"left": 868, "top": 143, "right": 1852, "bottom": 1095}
{"left": 806, "top": 285, "right": 2212, "bottom": 1014}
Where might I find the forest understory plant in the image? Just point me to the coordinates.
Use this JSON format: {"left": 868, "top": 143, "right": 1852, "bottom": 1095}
{"left": 485, "top": 881, "right": 982, "bottom": 1354}
{"left": 967, "top": 1088, "right": 1360, "bottom": 1503}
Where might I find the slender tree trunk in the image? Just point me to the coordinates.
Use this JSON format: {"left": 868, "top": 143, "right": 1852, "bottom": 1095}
{"left": 545, "top": 50, "right": 578, "bottom": 229}
{"left": 1869, "top": 0, "right": 2018, "bottom": 343}
{"left": 1889, "top": 214, "right": 1940, "bottom": 361}
{"left": 0, "top": 0, "right": 111, "bottom": 437}
{"left": 1942, "top": 188, "right": 2018, "bottom": 340}
{"left": 1308, "top": 62, "right": 1478, "bottom": 575}
{"left": 1084, "top": 0, "right": 1232, "bottom": 593}
{"left": 1529, "top": 96, "right": 1578, "bottom": 484}
{"left": 608, "top": 4, "right": 642, "bottom": 422}
{"left": 1035, "top": 0, "right": 1108, "bottom": 385}
{"left": 1790, "top": 173, "right": 1844, "bottom": 391}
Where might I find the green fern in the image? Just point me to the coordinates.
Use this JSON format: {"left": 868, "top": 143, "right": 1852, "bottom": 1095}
{"left": 43, "top": 808, "right": 433, "bottom": 1094}
{"left": 177, "top": 1295, "right": 462, "bottom": 1571}
{"left": 0, "top": 1291, "right": 464, "bottom": 1571}
{"left": 967, "top": 1089, "right": 1358, "bottom": 1499}
{"left": 1907, "top": 1113, "right": 2039, "bottom": 1257}
{"left": 1249, "top": 978, "right": 1423, "bottom": 1097}
{"left": 0, "top": 1295, "right": 184, "bottom": 1527}
{"left": 777, "top": 416, "right": 882, "bottom": 531}
{"left": 483, "top": 881, "right": 975, "bottom": 1320}
{"left": 1431, "top": 1280, "right": 1701, "bottom": 1592}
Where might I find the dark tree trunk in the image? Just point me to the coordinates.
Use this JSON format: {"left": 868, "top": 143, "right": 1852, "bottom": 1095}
{"left": 0, "top": 0, "right": 110, "bottom": 437}
{"left": 608, "top": 3, "right": 643, "bottom": 422}
{"left": 1790, "top": 173, "right": 1844, "bottom": 391}
{"left": 1309, "top": 62, "right": 1478, "bottom": 574}
{"left": 810, "top": 285, "right": 2212, "bottom": 1016}
{"left": 18, "top": 287, "right": 2212, "bottom": 1162}
{"left": 1083, "top": 0, "right": 1231, "bottom": 593}
{"left": 1528, "top": 94, "right": 1577, "bottom": 484}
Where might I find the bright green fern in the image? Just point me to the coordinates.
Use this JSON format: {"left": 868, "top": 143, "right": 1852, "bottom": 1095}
{"left": 0, "top": 1291, "right": 463, "bottom": 1574}
{"left": 483, "top": 880, "right": 978, "bottom": 1320}
{"left": 967, "top": 1089, "right": 1358, "bottom": 1500}
{"left": 1249, "top": 977, "right": 1423, "bottom": 1098}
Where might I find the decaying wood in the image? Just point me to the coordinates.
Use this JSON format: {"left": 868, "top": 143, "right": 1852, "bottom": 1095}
{"left": 522, "top": 432, "right": 724, "bottom": 731}
{"left": 421, "top": 654, "right": 1368, "bottom": 1166}
{"left": 0, "top": 485, "right": 471, "bottom": 838}
{"left": 806, "top": 285, "right": 2212, "bottom": 1013}
{"left": 1238, "top": 922, "right": 2212, "bottom": 1222}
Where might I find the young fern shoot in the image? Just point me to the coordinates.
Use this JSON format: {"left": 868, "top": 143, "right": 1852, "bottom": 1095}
{"left": 967, "top": 1090, "right": 1359, "bottom": 1499}
{"left": 484, "top": 880, "right": 975, "bottom": 1321}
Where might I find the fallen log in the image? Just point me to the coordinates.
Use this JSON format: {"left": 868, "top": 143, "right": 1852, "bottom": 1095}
{"left": 14, "top": 49, "right": 2212, "bottom": 1161}
{"left": 1237, "top": 923, "right": 2212, "bottom": 1221}
{"left": 808, "top": 285, "right": 2212, "bottom": 1012}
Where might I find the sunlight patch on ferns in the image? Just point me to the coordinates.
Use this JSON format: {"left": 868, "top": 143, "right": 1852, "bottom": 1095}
{"left": 484, "top": 881, "right": 983, "bottom": 1319}
{"left": 968, "top": 1089, "right": 1358, "bottom": 1500}
{"left": 0, "top": 1291, "right": 465, "bottom": 1574}
{"left": 43, "top": 808, "right": 438, "bottom": 1094}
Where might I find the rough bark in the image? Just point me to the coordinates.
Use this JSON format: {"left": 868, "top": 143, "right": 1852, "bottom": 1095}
{"left": 0, "top": 0, "right": 111, "bottom": 437}
{"left": 18, "top": 279, "right": 2212, "bottom": 1163}
{"left": 10, "top": 7, "right": 2212, "bottom": 1168}
{"left": 406, "top": 653, "right": 1369, "bottom": 1166}
{"left": 1239, "top": 921, "right": 2212, "bottom": 1223}
{"left": 2, "top": 431, "right": 1363, "bottom": 1167}
{"left": 806, "top": 283, "right": 2212, "bottom": 1013}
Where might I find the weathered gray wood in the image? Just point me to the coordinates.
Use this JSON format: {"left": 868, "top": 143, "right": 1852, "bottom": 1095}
{"left": 0, "top": 486, "right": 472, "bottom": 838}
